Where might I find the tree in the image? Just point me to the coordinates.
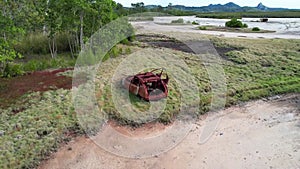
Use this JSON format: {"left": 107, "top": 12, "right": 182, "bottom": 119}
{"left": 0, "top": 12, "right": 22, "bottom": 76}
{"left": 168, "top": 3, "right": 173, "bottom": 9}
{"left": 131, "top": 2, "right": 146, "bottom": 13}
{"left": 45, "top": 0, "right": 62, "bottom": 58}
{"left": 0, "top": 0, "right": 128, "bottom": 62}
{"left": 115, "top": 3, "right": 128, "bottom": 16}
{"left": 44, "top": 0, "right": 118, "bottom": 57}
{"left": 59, "top": 0, "right": 118, "bottom": 54}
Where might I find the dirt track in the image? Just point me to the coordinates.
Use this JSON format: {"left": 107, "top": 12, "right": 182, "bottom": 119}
{"left": 39, "top": 94, "right": 300, "bottom": 169}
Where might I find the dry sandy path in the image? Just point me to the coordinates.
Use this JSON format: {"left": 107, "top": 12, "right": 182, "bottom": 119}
{"left": 39, "top": 94, "right": 300, "bottom": 169}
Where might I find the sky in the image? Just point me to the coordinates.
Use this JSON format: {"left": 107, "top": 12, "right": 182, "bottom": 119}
{"left": 114, "top": 0, "right": 300, "bottom": 9}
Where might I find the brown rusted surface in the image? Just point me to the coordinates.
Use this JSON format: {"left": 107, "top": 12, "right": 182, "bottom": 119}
{"left": 122, "top": 68, "right": 169, "bottom": 101}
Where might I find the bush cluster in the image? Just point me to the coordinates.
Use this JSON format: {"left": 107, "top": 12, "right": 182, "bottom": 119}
{"left": 198, "top": 26, "right": 207, "bottom": 30}
{"left": 14, "top": 33, "right": 70, "bottom": 55}
{"left": 225, "top": 18, "right": 248, "bottom": 28}
{"left": 171, "top": 18, "right": 184, "bottom": 24}
{"left": 192, "top": 21, "right": 199, "bottom": 25}
{"left": 252, "top": 27, "right": 261, "bottom": 31}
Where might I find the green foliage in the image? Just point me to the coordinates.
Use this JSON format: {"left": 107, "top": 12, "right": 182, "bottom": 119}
{"left": 225, "top": 18, "right": 248, "bottom": 28}
{"left": 198, "top": 26, "right": 207, "bottom": 30}
{"left": 226, "top": 51, "right": 248, "bottom": 64}
{"left": 211, "top": 37, "right": 300, "bottom": 105}
{"left": 128, "top": 16, "right": 154, "bottom": 21}
{"left": 125, "top": 47, "right": 131, "bottom": 54}
{"left": 0, "top": 10, "right": 24, "bottom": 77}
{"left": 22, "top": 56, "right": 76, "bottom": 72}
{"left": 131, "top": 2, "right": 147, "bottom": 13}
{"left": 0, "top": 40, "right": 23, "bottom": 77}
{"left": 0, "top": 89, "right": 81, "bottom": 169}
{"left": 171, "top": 18, "right": 184, "bottom": 24}
{"left": 2, "top": 63, "right": 24, "bottom": 77}
{"left": 14, "top": 33, "right": 49, "bottom": 55}
{"left": 0, "top": 11, "right": 24, "bottom": 41}
{"left": 192, "top": 21, "right": 199, "bottom": 25}
{"left": 1, "top": 0, "right": 125, "bottom": 59}
{"left": 14, "top": 33, "right": 70, "bottom": 55}
{"left": 252, "top": 27, "right": 261, "bottom": 31}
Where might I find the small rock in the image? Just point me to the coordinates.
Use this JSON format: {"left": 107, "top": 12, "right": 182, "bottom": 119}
{"left": 0, "top": 130, "right": 4, "bottom": 136}
{"left": 220, "top": 133, "right": 223, "bottom": 136}
{"left": 16, "top": 135, "right": 22, "bottom": 139}
{"left": 113, "top": 145, "right": 122, "bottom": 150}
{"left": 68, "top": 147, "right": 72, "bottom": 151}
{"left": 256, "top": 151, "right": 259, "bottom": 153}
{"left": 268, "top": 95, "right": 281, "bottom": 100}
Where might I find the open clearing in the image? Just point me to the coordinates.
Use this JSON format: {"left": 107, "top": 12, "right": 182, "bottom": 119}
{"left": 39, "top": 94, "right": 300, "bottom": 169}
{"left": 132, "top": 21, "right": 300, "bottom": 39}
{"left": 1, "top": 27, "right": 299, "bottom": 168}
{"left": 38, "top": 29, "right": 299, "bottom": 168}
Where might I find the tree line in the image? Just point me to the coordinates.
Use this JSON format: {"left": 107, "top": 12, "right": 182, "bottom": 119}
{"left": 0, "top": 0, "right": 130, "bottom": 76}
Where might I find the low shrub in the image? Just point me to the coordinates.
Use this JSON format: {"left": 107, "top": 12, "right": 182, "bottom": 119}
{"left": 14, "top": 33, "right": 70, "bottom": 55}
{"left": 125, "top": 47, "right": 131, "bottom": 54}
{"left": 2, "top": 63, "right": 24, "bottom": 77}
{"left": 252, "top": 27, "right": 261, "bottom": 31}
{"left": 225, "top": 18, "right": 248, "bottom": 28}
{"left": 171, "top": 18, "right": 184, "bottom": 24}
{"left": 198, "top": 26, "right": 207, "bottom": 30}
{"left": 22, "top": 56, "right": 76, "bottom": 72}
{"left": 192, "top": 21, "right": 199, "bottom": 25}
{"left": 14, "top": 33, "right": 49, "bottom": 55}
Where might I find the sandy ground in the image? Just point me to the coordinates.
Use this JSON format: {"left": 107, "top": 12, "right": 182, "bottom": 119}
{"left": 39, "top": 94, "right": 300, "bottom": 169}
{"left": 131, "top": 21, "right": 300, "bottom": 39}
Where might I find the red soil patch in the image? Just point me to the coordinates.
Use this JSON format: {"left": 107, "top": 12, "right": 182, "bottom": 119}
{"left": 0, "top": 68, "right": 73, "bottom": 107}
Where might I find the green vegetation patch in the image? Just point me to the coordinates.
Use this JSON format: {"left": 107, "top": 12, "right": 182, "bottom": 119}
{"left": 252, "top": 27, "right": 261, "bottom": 31}
{"left": 197, "top": 25, "right": 275, "bottom": 33}
{"left": 171, "top": 18, "right": 185, "bottom": 24}
{"left": 96, "top": 36, "right": 300, "bottom": 126}
{"left": 0, "top": 89, "right": 81, "bottom": 169}
{"left": 225, "top": 18, "right": 248, "bottom": 28}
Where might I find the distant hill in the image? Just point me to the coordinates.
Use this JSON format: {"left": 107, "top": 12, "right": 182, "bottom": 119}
{"left": 145, "top": 2, "right": 296, "bottom": 12}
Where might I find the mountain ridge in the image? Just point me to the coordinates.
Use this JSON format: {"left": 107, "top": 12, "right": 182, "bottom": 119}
{"left": 144, "top": 2, "right": 297, "bottom": 12}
